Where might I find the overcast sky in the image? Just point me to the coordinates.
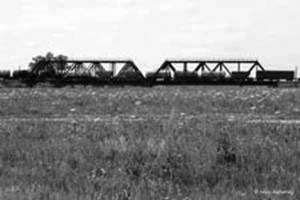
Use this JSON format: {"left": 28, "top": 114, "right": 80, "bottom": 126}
{"left": 0, "top": 0, "right": 299, "bottom": 71}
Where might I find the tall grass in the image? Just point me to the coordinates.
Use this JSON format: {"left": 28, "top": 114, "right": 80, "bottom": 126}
{"left": 0, "top": 118, "right": 299, "bottom": 199}
{"left": 0, "top": 86, "right": 299, "bottom": 199}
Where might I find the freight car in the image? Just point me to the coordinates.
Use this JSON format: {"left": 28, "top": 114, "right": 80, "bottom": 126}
{"left": 146, "top": 72, "right": 172, "bottom": 83}
{"left": 231, "top": 71, "right": 254, "bottom": 83}
{"left": 0, "top": 71, "right": 10, "bottom": 79}
{"left": 256, "top": 70, "right": 294, "bottom": 81}
{"left": 113, "top": 71, "right": 145, "bottom": 84}
{"left": 174, "top": 72, "right": 199, "bottom": 83}
{"left": 95, "top": 71, "right": 113, "bottom": 81}
{"left": 12, "top": 70, "right": 34, "bottom": 80}
{"left": 200, "top": 72, "right": 226, "bottom": 82}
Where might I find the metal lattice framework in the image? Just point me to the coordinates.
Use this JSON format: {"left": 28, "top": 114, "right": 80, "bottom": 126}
{"left": 31, "top": 59, "right": 144, "bottom": 81}
{"left": 153, "top": 59, "right": 265, "bottom": 76}
{"left": 28, "top": 58, "right": 275, "bottom": 85}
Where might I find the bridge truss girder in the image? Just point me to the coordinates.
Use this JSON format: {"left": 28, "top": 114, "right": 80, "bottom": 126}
{"left": 153, "top": 59, "right": 265, "bottom": 76}
{"left": 31, "top": 60, "right": 141, "bottom": 81}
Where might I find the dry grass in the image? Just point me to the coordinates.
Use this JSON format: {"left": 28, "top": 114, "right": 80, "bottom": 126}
{"left": 0, "top": 86, "right": 299, "bottom": 200}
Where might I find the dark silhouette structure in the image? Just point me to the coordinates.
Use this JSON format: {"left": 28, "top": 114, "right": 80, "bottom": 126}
{"left": 0, "top": 58, "right": 297, "bottom": 87}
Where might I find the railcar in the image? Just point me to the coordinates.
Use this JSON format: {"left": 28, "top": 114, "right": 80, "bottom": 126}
{"left": 146, "top": 72, "right": 172, "bottom": 83}
{"left": 0, "top": 71, "right": 11, "bottom": 79}
{"left": 231, "top": 71, "right": 249, "bottom": 80}
{"left": 174, "top": 72, "right": 199, "bottom": 83}
{"left": 113, "top": 71, "right": 145, "bottom": 84}
{"left": 200, "top": 72, "right": 226, "bottom": 82}
{"left": 230, "top": 71, "right": 254, "bottom": 83}
{"left": 12, "top": 70, "right": 34, "bottom": 80}
{"left": 95, "top": 71, "right": 113, "bottom": 81}
{"left": 256, "top": 70, "right": 294, "bottom": 81}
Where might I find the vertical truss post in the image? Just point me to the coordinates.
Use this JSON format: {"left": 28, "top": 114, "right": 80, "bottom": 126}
{"left": 112, "top": 62, "right": 116, "bottom": 76}
{"left": 183, "top": 62, "right": 188, "bottom": 73}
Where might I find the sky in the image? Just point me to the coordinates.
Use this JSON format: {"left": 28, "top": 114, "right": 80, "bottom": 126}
{"left": 0, "top": 0, "right": 300, "bottom": 72}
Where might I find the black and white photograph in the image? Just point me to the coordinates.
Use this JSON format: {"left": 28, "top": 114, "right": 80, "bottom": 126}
{"left": 0, "top": 0, "right": 299, "bottom": 199}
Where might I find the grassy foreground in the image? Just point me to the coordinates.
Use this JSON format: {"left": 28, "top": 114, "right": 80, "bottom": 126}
{"left": 0, "top": 86, "right": 299, "bottom": 199}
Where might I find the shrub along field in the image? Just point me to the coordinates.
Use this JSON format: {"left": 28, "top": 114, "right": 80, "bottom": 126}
{"left": 0, "top": 86, "right": 299, "bottom": 200}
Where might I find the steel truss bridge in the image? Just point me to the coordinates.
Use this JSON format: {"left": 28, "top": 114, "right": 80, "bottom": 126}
{"left": 153, "top": 59, "right": 264, "bottom": 74}
{"left": 25, "top": 58, "right": 295, "bottom": 86}
{"left": 32, "top": 59, "right": 264, "bottom": 75}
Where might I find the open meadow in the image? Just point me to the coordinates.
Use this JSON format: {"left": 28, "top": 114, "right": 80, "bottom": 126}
{"left": 0, "top": 86, "right": 299, "bottom": 200}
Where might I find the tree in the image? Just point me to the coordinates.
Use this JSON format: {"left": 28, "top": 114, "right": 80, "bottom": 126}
{"left": 54, "top": 54, "right": 68, "bottom": 71}
{"left": 29, "top": 52, "right": 68, "bottom": 73}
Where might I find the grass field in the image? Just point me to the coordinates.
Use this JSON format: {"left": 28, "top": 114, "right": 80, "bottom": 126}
{"left": 0, "top": 86, "right": 299, "bottom": 200}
